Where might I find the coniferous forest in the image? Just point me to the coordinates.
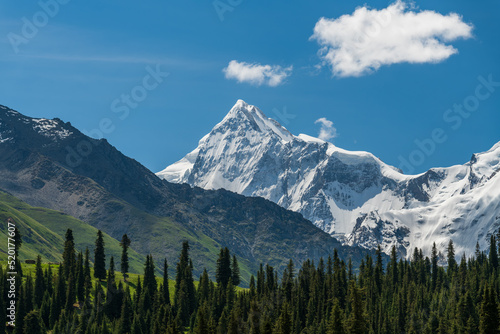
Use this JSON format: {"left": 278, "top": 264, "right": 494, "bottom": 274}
{"left": 3, "top": 228, "right": 500, "bottom": 334}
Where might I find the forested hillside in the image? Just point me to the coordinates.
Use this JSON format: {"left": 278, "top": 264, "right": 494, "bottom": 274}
{"left": 3, "top": 226, "right": 500, "bottom": 333}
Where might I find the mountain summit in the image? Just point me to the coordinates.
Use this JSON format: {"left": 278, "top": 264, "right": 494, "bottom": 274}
{"left": 158, "top": 100, "right": 500, "bottom": 257}
{"left": 222, "top": 99, "right": 294, "bottom": 142}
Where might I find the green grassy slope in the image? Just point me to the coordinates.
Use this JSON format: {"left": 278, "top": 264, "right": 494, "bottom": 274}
{"left": 0, "top": 190, "right": 145, "bottom": 273}
{"left": 0, "top": 190, "right": 253, "bottom": 284}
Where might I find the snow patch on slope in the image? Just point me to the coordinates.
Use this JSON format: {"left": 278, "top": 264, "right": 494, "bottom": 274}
{"left": 32, "top": 118, "right": 73, "bottom": 140}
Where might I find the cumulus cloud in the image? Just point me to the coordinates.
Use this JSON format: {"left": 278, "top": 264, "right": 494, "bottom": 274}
{"left": 315, "top": 117, "right": 337, "bottom": 141}
{"left": 310, "top": 1, "right": 473, "bottom": 77}
{"left": 223, "top": 60, "right": 292, "bottom": 86}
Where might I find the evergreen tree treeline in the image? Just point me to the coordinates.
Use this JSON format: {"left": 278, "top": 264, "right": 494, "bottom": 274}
{"left": 5, "top": 229, "right": 500, "bottom": 333}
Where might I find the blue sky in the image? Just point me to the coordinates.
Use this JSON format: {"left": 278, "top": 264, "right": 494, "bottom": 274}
{"left": 0, "top": 0, "right": 498, "bottom": 174}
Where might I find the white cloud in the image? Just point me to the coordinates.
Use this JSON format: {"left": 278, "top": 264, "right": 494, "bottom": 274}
{"left": 310, "top": 1, "right": 473, "bottom": 77}
{"left": 315, "top": 117, "right": 337, "bottom": 141}
{"left": 223, "top": 60, "right": 292, "bottom": 86}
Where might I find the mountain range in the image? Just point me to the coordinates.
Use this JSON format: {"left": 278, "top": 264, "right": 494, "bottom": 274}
{"left": 0, "top": 103, "right": 371, "bottom": 282}
{"left": 158, "top": 100, "right": 500, "bottom": 258}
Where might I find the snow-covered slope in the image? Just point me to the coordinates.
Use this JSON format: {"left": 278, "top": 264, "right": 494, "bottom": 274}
{"left": 158, "top": 100, "right": 500, "bottom": 257}
{"left": 347, "top": 142, "right": 500, "bottom": 256}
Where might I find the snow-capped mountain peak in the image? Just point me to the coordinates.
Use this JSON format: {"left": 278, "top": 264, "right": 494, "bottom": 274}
{"left": 158, "top": 100, "right": 500, "bottom": 258}
{"left": 158, "top": 100, "right": 295, "bottom": 184}
{"left": 214, "top": 99, "right": 294, "bottom": 143}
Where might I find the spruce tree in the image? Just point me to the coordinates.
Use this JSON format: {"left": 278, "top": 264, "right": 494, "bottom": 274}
{"left": 83, "top": 247, "right": 92, "bottom": 299}
{"left": 476, "top": 241, "right": 482, "bottom": 260}
{"left": 193, "top": 302, "right": 210, "bottom": 334}
{"left": 39, "top": 292, "right": 51, "bottom": 329}
{"left": 265, "top": 264, "right": 275, "bottom": 293}
{"left": 216, "top": 247, "right": 232, "bottom": 288}
{"left": 162, "top": 258, "right": 170, "bottom": 305}
{"left": 489, "top": 235, "right": 499, "bottom": 270}
{"left": 282, "top": 259, "right": 294, "bottom": 302}
{"left": 174, "top": 241, "right": 196, "bottom": 326}
{"left": 274, "top": 302, "right": 292, "bottom": 334}
{"left": 198, "top": 269, "right": 210, "bottom": 305}
{"left": 225, "top": 280, "right": 235, "bottom": 310}
{"left": 94, "top": 230, "right": 106, "bottom": 281}
{"left": 260, "top": 314, "right": 273, "bottom": 334}
{"left": 447, "top": 240, "right": 457, "bottom": 274}
{"left": 140, "top": 266, "right": 154, "bottom": 314}
{"left": 257, "top": 264, "right": 265, "bottom": 296}
{"left": 131, "top": 315, "right": 144, "bottom": 334}
{"left": 120, "top": 234, "right": 131, "bottom": 281}
{"left": 117, "top": 289, "right": 133, "bottom": 334}
{"left": 64, "top": 272, "right": 76, "bottom": 313}
{"left": 55, "top": 264, "right": 66, "bottom": 311}
{"left": 217, "top": 307, "right": 230, "bottom": 334}
{"left": 425, "top": 312, "right": 439, "bottom": 334}
{"left": 143, "top": 254, "right": 157, "bottom": 296}
{"left": 93, "top": 283, "right": 105, "bottom": 325}
{"left": 62, "top": 229, "right": 76, "bottom": 279}
{"left": 33, "top": 255, "right": 45, "bottom": 307}
{"left": 348, "top": 258, "right": 353, "bottom": 282}
{"left": 479, "top": 284, "right": 499, "bottom": 334}
{"left": 231, "top": 254, "right": 240, "bottom": 286}
{"left": 105, "top": 257, "right": 118, "bottom": 318}
{"left": 152, "top": 305, "right": 167, "bottom": 333}
{"left": 456, "top": 292, "right": 475, "bottom": 333}
{"left": 45, "top": 264, "right": 53, "bottom": 295}
{"left": 431, "top": 242, "right": 439, "bottom": 290}
{"left": 108, "top": 256, "right": 116, "bottom": 285}
{"left": 134, "top": 276, "right": 142, "bottom": 312}
{"left": 23, "top": 310, "right": 45, "bottom": 334}
{"left": 75, "top": 251, "right": 85, "bottom": 303}
{"left": 247, "top": 300, "right": 260, "bottom": 333}
{"left": 374, "top": 245, "right": 383, "bottom": 294}
{"left": 345, "top": 281, "right": 367, "bottom": 334}
{"left": 328, "top": 300, "right": 345, "bottom": 334}
{"left": 49, "top": 288, "right": 60, "bottom": 328}
{"left": 227, "top": 307, "right": 243, "bottom": 334}
{"left": 389, "top": 245, "right": 398, "bottom": 285}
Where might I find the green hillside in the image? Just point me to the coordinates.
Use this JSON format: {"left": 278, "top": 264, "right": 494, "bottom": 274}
{"left": 0, "top": 190, "right": 145, "bottom": 273}
{"left": 0, "top": 190, "right": 254, "bottom": 284}
{"left": 91, "top": 197, "right": 254, "bottom": 285}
